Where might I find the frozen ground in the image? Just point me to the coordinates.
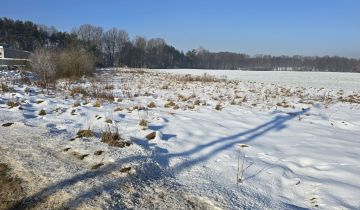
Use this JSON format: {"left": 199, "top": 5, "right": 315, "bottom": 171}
{"left": 0, "top": 68, "right": 360, "bottom": 209}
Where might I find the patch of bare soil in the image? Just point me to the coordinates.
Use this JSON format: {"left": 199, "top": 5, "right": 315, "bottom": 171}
{"left": 0, "top": 163, "right": 25, "bottom": 210}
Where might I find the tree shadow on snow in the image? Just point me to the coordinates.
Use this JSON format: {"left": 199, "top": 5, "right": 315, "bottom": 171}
{"left": 8, "top": 108, "right": 310, "bottom": 209}
{"left": 156, "top": 108, "right": 310, "bottom": 175}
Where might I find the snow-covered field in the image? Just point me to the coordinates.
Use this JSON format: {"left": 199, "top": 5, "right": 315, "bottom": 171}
{"left": 157, "top": 69, "right": 360, "bottom": 91}
{"left": 1, "top": 68, "right": 360, "bottom": 209}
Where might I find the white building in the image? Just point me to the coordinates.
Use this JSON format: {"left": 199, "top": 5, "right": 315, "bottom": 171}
{"left": 0, "top": 45, "right": 30, "bottom": 60}
{"left": 0, "top": 46, "right": 4, "bottom": 59}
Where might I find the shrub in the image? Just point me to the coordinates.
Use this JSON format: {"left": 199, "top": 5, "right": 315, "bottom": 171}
{"left": 30, "top": 48, "right": 56, "bottom": 88}
{"left": 30, "top": 47, "right": 96, "bottom": 82}
{"left": 55, "top": 47, "right": 95, "bottom": 79}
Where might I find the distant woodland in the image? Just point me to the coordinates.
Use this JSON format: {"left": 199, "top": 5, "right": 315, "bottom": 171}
{"left": 1, "top": 17, "right": 359, "bottom": 72}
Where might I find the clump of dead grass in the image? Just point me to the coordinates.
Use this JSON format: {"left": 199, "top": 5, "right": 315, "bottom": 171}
{"left": 70, "top": 86, "right": 89, "bottom": 98}
{"left": 164, "top": 101, "right": 176, "bottom": 108}
{"left": 93, "top": 100, "right": 101, "bottom": 107}
{"left": 7, "top": 101, "right": 20, "bottom": 108}
{"left": 114, "top": 107, "right": 123, "bottom": 112}
{"left": 139, "top": 119, "right": 148, "bottom": 127}
{"left": 76, "top": 128, "right": 95, "bottom": 138}
{"left": 215, "top": 103, "right": 222, "bottom": 111}
{"left": 38, "top": 109, "right": 46, "bottom": 116}
{"left": 101, "top": 126, "right": 131, "bottom": 148}
{"left": 176, "top": 73, "right": 226, "bottom": 83}
{"left": 147, "top": 101, "right": 156, "bottom": 108}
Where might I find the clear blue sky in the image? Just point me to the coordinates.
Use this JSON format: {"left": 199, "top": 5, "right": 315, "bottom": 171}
{"left": 2, "top": 0, "right": 360, "bottom": 58}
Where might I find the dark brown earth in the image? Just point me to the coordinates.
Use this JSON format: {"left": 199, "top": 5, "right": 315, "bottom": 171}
{"left": 0, "top": 163, "right": 24, "bottom": 210}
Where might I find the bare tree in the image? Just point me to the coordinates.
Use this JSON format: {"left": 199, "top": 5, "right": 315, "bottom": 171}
{"left": 73, "top": 24, "right": 103, "bottom": 53}
{"left": 133, "top": 36, "right": 147, "bottom": 67}
{"left": 30, "top": 48, "right": 56, "bottom": 89}
{"left": 102, "top": 28, "right": 129, "bottom": 66}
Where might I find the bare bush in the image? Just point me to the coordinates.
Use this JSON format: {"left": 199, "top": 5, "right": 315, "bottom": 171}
{"left": 30, "top": 47, "right": 96, "bottom": 86}
{"left": 30, "top": 48, "right": 56, "bottom": 88}
{"left": 56, "top": 47, "right": 96, "bottom": 78}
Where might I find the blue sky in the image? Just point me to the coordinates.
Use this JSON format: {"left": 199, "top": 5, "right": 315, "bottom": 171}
{"left": 2, "top": 0, "right": 360, "bottom": 58}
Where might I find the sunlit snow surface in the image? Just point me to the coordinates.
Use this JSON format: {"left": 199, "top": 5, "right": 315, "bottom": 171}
{"left": 157, "top": 69, "right": 360, "bottom": 91}
{"left": 1, "top": 69, "right": 359, "bottom": 209}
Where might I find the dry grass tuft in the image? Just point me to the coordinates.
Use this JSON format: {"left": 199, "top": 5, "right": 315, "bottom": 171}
{"left": 215, "top": 103, "right": 222, "bottom": 111}
{"left": 173, "top": 104, "right": 180, "bottom": 110}
{"left": 7, "top": 101, "right": 20, "bottom": 108}
{"left": 73, "top": 102, "right": 81, "bottom": 107}
{"left": 93, "top": 100, "right": 101, "bottom": 107}
{"left": 1, "top": 83, "right": 15, "bottom": 92}
{"left": 120, "top": 166, "right": 132, "bottom": 173}
{"left": 147, "top": 101, "right": 156, "bottom": 108}
{"left": 176, "top": 73, "right": 226, "bottom": 83}
{"left": 24, "top": 87, "right": 31, "bottom": 94}
{"left": 164, "top": 101, "right": 176, "bottom": 108}
{"left": 193, "top": 99, "right": 201, "bottom": 106}
{"left": 114, "top": 107, "right": 123, "bottom": 112}
{"left": 91, "top": 163, "right": 104, "bottom": 170}
{"left": 101, "top": 126, "right": 131, "bottom": 148}
{"left": 76, "top": 128, "right": 95, "bottom": 138}
{"left": 38, "top": 109, "right": 46, "bottom": 115}
{"left": 139, "top": 119, "right": 148, "bottom": 127}
{"left": 339, "top": 94, "right": 360, "bottom": 104}
{"left": 70, "top": 86, "right": 89, "bottom": 98}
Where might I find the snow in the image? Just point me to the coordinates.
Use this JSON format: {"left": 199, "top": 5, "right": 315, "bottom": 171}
{"left": 157, "top": 69, "right": 360, "bottom": 91}
{"left": 1, "top": 68, "right": 360, "bottom": 209}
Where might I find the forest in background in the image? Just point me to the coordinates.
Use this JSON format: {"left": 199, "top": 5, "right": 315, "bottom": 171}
{"left": 1, "top": 17, "right": 360, "bottom": 72}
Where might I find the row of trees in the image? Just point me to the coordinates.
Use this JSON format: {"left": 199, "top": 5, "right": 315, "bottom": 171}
{"left": 0, "top": 18, "right": 75, "bottom": 51}
{"left": 187, "top": 48, "right": 360, "bottom": 72}
{"left": 1, "top": 18, "right": 360, "bottom": 72}
{"left": 71, "top": 25, "right": 186, "bottom": 68}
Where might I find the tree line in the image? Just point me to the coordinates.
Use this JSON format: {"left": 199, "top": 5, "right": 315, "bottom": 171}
{"left": 1, "top": 17, "right": 360, "bottom": 72}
